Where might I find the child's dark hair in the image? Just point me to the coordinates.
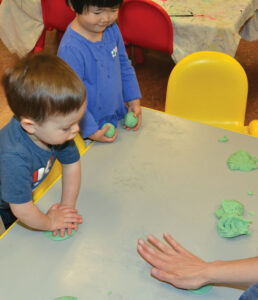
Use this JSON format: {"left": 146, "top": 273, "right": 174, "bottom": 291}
{"left": 2, "top": 52, "right": 86, "bottom": 123}
{"left": 66, "top": 0, "right": 123, "bottom": 14}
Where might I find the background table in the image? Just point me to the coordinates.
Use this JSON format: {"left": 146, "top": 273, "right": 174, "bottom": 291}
{"left": 152, "top": 0, "right": 258, "bottom": 63}
{"left": 1, "top": 108, "right": 258, "bottom": 299}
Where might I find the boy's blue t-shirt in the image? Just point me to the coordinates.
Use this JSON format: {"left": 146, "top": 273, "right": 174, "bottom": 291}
{"left": 58, "top": 23, "right": 141, "bottom": 138}
{"left": 0, "top": 117, "right": 80, "bottom": 209}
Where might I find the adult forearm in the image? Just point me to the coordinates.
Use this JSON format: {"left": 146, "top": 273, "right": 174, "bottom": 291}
{"left": 206, "top": 258, "right": 258, "bottom": 287}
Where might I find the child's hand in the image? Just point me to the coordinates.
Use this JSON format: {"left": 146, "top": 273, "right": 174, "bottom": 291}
{"left": 89, "top": 126, "right": 118, "bottom": 142}
{"left": 47, "top": 203, "right": 82, "bottom": 232}
{"left": 126, "top": 99, "right": 142, "bottom": 130}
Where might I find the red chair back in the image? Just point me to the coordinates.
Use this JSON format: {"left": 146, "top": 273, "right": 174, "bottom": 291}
{"left": 41, "top": 0, "right": 75, "bottom": 31}
{"left": 33, "top": 0, "right": 75, "bottom": 53}
{"left": 118, "top": 0, "right": 173, "bottom": 55}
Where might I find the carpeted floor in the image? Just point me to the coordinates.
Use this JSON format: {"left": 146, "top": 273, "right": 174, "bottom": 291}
{"left": 0, "top": 31, "right": 257, "bottom": 129}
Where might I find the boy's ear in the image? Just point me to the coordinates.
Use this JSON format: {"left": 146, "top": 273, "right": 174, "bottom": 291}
{"left": 20, "top": 117, "right": 36, "bottom": 134}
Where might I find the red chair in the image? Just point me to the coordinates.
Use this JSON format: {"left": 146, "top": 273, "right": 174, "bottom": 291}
{"left": 33, "top": 0, "right": 75, "bottom": 53}
{"left": 118, "top": 0, "right": 173, "bottom": 63}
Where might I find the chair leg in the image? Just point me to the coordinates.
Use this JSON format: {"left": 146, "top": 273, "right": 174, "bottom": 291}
{"left": 134, "top": 46, "right": 144, "bottom": 64}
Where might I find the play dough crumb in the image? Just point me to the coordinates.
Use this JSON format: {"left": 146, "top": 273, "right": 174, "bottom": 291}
{"left": 189, "top": 284, "right": 213, "bottom": 294}
{"left": 54, "top": 297, "right": 78, "bottom": 300}
{"left": 124, "top": 112, "right": 139, "bottom": 128}
{"left": 45, "top": 228, "right": 77, "bottom": 241}
{"left": 227, "top": 150, "right": 258, "bottom": 172}
{"left": 249, "top": 211, "right": 255, "bottom": 216}
{"left": 248, "top": 191, "right": 254, "bottom": 196}
{"left": 102, "top": 123, "right": 115, "bottom": 138}
{"left": 218, "top": 136, "right": 229, "bottom": 142}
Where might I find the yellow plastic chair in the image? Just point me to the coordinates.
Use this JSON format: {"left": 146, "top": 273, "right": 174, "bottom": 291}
{"left": 165, "top": 51, "right": 256, "bottom": 135}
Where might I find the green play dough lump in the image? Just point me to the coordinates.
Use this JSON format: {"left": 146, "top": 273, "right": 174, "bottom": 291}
{"left": 218, "top": 136, "right": 229, "bottom": 142}
{"left": 54, "top": 297, "right": 78, "bottom": 300}
{"left": 215, "top": 200, "right": 244, "bottom": 219}
{"left": 124, "top": 112, "right": 138, "bottom": 128}
{"left": 45, "top": 228, "right": 77, "bottom": 241}
{"left": 189, "top": 284, "right": 213, "bottom": 294}
{"left": 217, "top": 215, "right": 252, "bottom": 238}
{"left": 215, "top": 200, "right": 252, "bottom": 238}
{"left": 102, "top": 123, "right": 115, "bottom": 138}
{"left": 227, "top": 150, "right": 258, "bottom": 172}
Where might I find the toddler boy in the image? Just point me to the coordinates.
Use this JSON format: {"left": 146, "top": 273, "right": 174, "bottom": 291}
{"left": 0, "top": 53, "right": 86, "bottom": 237}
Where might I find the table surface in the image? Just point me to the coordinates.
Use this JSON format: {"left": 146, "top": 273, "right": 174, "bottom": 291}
{"left": 1, "top": 108, "right": 258, "bottom": 299}
{"left": 152, "top": 0, "right": 258, "bottom": 62}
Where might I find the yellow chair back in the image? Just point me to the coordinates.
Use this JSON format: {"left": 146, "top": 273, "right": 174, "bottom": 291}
{"left": 165, "top": 51, "right": 248, "bottom": 133}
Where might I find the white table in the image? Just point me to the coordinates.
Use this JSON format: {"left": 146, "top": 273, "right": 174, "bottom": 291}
{"left": 152, "top": 0, "right": 258, "bottom": 63}
{"left": 1, "top": 108, "right": 258, "bottom": 299}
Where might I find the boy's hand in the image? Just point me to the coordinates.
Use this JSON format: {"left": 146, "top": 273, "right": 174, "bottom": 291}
{"left": 89, "top": 126, "right": 118, "bottom": 142}
{"left": 126, "top": 99, "right": 142, "bottom": 131}
{"left": 47, "top": 203, "right": 82, "bottom": 232}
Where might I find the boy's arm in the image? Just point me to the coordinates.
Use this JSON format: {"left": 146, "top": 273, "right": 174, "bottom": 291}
{"left": 9, "top": 201, "right": 81, "bottom": 231}
{"left": 60, "top": 160, "right": 81, "bottom": 208}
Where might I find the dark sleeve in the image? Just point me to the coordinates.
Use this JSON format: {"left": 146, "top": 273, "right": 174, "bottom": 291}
{"left": 55, "top": 139, "right": 80, "bottom": 165}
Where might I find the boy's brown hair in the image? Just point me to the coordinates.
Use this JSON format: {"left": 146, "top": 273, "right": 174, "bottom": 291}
{"left": 2, "top": 52, "right": 86, "bottom": 123}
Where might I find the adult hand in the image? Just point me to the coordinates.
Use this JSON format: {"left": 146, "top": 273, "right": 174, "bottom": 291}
{"left": 137, "top": 232, "right": 210, "bottom": 289}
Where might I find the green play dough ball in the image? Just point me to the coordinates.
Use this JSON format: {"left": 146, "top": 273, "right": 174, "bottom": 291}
{"left": 124, "top": 112, "right": 138, "bottom": 128}
{"left": 45, "top": 228, "right": 77, "bottom": 241}
{"left": 54, "top": 297, "right": 78, "bottom": 300}
{"left": 102, "top": 123, "right": 115, "bottom": 138}
{"left": 189, "top": 284, "right": 213, "bottom": 294}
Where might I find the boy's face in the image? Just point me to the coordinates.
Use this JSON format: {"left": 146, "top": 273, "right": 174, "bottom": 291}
{"left": 76, "top": 5, "right": 119, "bottom": 36}
{"left": 27, "top": 102, "right": 86, "bottom": 149}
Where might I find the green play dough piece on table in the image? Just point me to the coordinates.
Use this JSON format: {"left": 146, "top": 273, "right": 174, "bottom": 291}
{"left": 45, "top": 228, "right": 77, "bottom": 241}
{"left": 124, "top": 112, "right": 138, "bottom": 128}
{"left": 215, "top": 200, "right": 244, "bottom": 219}
{"left": 227, "top": 150, "right": 258, "bottom": 172}
{"left": 217, "top": 215, "right": 252, "bottom": 238}
{"left": 102, "top": 123, "right": 115, "bottom": 138}
{"left": 54, "top": 297, "right": 78, "bottom": 300}
{"left": 189, "top": 284, "right": 213, "bottom": 294}
{"left": 218, "top": 135, "right": 229, "bottom": 142}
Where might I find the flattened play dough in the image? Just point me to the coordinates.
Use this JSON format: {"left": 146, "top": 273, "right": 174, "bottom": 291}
{"left": 218, "top": 136, "right": 229, "bottom": 142}
{"left": 189, "top": 284, "right": 213, "bottom": 295}
{"left": 124, "top": 112, "right": 139, "bottom": 128}
{"left": 102, "top": 123, "right": 115, "bottom": 138}
{"left": 45, "top": 228, "right": 77, "bottom": 241}
{"left": 54, "top": 297, "right": 78, "bottom": 300}
{"left": 227, "top": 150, "right": 258, "bottom": 172}
{"left": 215, "top": 200, "right": 244, "bottom": 219}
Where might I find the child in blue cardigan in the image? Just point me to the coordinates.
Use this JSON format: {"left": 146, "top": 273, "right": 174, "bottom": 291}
{"left": 58, "top": 0, "right": 142, "bottom": 142}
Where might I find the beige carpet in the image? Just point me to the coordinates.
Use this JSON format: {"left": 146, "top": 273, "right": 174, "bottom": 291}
{"left": 0, "top": 31, "right": 257, "bottom": 129}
